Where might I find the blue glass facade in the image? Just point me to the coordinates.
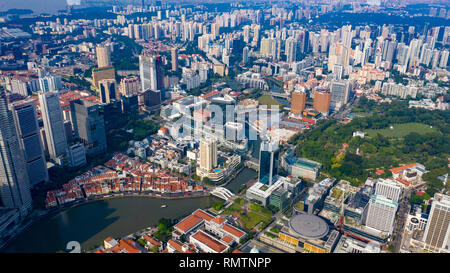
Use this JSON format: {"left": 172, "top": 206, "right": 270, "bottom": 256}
{"left": 259, "top": 141, "right": 279, "bottom": 185}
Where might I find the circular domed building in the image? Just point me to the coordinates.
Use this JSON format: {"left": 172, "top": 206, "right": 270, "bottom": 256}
{"left": 288, "top": 213, "right": 329, "bottom": 240}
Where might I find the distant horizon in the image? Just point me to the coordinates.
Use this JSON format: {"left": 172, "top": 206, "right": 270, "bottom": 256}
{"left": 0, "top": 0, "right": 68, "bottom": 15}
{"left": 1, "top": 0, "right": 449, "bottom": 15}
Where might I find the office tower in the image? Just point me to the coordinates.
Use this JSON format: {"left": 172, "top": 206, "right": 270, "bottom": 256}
{"left": 10, "top": 101, "right": 48, "bottom": 186}
{"left": 365, "top": 194, "right": 398, "bottom": 234}
{"left": 96, "top": 45, "right": 111, "bottom": 68}
{"left": 67, "top": 143, "right": 87, "bottom": 167}
{"left": 199, "top": 138, "right": 217, "bottom": 171}
{"left": 38, "top": 91, "right": 68, "bottom": 164}
{"left": 171, "top": 47, "right": 178, "bottom": 71}
{"left": 423, "top": 193, "right": 450, "bottom": 253}
{"left": 64, "top": 120, "right": 73, "bottom": 144}
{"left": 39, "top": 75, "right": 62, "bottom": 92}
{"left": 92, "top": 66, "right": 115, "bottom": 89}
{"left": 242, "top": 46, "right": 249, "bottom": 64}
{"left": 291, "top": 90, "right": 306, "bottom": 115}
{"left": 139, "top": 54, "right": 164, "bottom": 100}
{"left": 375, "top": 179, "right": 402, "bottom": 202}
{"left": 141, "top": 88, "right": 161, "bottom": 109}
{"left": 70, "top": 99, "right": 107, "bottom": 156}
{"left": 119, "top": 76, "right": 140, "bottom": 97}
{"left": 313, "top": 89, "right": 331, "bottom": 115}
{"left": 0, "top": 88, "right": 32, "bottom": 217}
{"left": 330, "top": 81, "right": 352, "bottom": 112}
{"left": 121, "top": 94, "right": 139, "bottom": 114}
{"left": 259, "top": 140, "right": 279, "bottom": 186}
{"left": 98, "top": 79, "right": 117, "bottom": 104}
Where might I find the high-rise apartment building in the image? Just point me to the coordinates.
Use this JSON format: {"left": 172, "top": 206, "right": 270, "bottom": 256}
{"left": 96, "top": 45, "right": 111, "bottom": 68}
{"left": 171, "top": 47, "right": 178, "bottom": 71}
{"left": 242, "top": 46, "right": 249, "bottom": 64}
{"left": 259, "top": 140, "right": 279, "bottom": 186}
{"left": 291, "top": 90, "right": 307, "bottom": 115}
{"left": 423, "top": 193, "right": 450, "bottom": 253}
{"left": 38, "top": 91, "right": 68, "bottom": 164}
{"left": 10, "top": 101, "right": 48, "bottom": 186}
{"left": 119, "top": 76, "right": 140, "bottom": 97}
{"left": 285, "top": 36, "right": 298, "bottom": 62}
{"left": 0, "top": 88, "right": 32, "bottom": 217}
{"left": 313, "top": 89, "right": 331, "bottom": 115}
{"left": 199, "top": 138, "right": 217, "bottom": 172}
{"left": 439, "top": 50, "right": 449, "bottom": 68}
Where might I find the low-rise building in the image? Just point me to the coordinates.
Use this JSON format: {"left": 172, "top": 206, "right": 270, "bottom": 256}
{"left": 189, "top": 230, "right": 229, "bottom": 253}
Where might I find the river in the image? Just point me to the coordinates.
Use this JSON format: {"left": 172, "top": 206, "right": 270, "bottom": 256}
{"left": 224, "top": 168, "right": 257, "bottom": 194}
{"left": 3, "top": 196, "right": 218, "bottom": 253}
{"left": 3, "top": 167, "right": 259, "bottom": 253}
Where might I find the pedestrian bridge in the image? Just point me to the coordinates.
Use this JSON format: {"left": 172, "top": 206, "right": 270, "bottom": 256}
{"left": 211, "top": 187, "right": 235, "bottom": 201}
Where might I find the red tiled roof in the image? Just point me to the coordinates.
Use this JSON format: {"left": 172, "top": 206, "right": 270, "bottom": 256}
{"left": 109, "top": 239, "right": 140, "bottom": 253}
{"left": 222, "top": 224, "right": 245, "bottom": 239}
{"left": 191, "top": 230, "right": 228, "bottom": 253}
{"left": 193, "top": 209, "right": 215, "bottom": 222}
{"left": 389, "top": 163, "right": 417, "bottom": 174}
{"left": 221, "top": 235, "right": 234, "bottom": 245}
{"left": 168, "top": 239, "right": 184, "bottom": 252}
{"left": 396, "top": 178, "right": 411, "bottom": 187}
{"left": 174, "top": 214, "right": 203, "bottom": 233}
{"left": 143, "top": 235, "right": 161, "bottom": 246}
{"left": 213, "top": 217, "right": 226, "bottom": 225}
{"left": 200, "top": 90, "right": 219, "bottom": 99}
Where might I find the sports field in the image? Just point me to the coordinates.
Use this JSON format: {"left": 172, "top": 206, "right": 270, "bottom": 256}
{"left": 365, "top": 122, "right": 438, "bottom": 138}
{"left": 257, "top": 94, "right": 283, "bottom": 107}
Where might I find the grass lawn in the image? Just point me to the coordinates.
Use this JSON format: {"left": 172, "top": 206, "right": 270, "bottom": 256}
{"left": 223, "top": 202, "right": 244, "bottom": 215}
{"left": 240, "top": 211, "right": 272, "bottom": 230}
{"left": 257, "top": 94, "right": 283, "bottom": 108}
{"left": 365, "top": 122, "right": 438, "bottom": 138}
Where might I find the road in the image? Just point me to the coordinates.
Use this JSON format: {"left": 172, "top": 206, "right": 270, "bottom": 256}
{"left": 393, "top": 189, "right": 411, "bottom": 252}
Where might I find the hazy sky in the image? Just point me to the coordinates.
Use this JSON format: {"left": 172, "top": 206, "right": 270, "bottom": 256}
{"left": 0, "top": 0, "right": 68, "bottom": 14}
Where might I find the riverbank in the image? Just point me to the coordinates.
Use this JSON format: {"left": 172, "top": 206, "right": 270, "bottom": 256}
{"left": 2, "top": 167, "right": 257, "bottom": 253}
{"left": 0, "top": 191, "right": 212, "bottom": 252}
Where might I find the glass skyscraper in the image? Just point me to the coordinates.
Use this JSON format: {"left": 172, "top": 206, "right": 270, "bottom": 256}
{"left": 258, "top": 140, "right": 279, "bottom": 186}
{"left": 0, "top": 88, "right": 32, "bottom": 217}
